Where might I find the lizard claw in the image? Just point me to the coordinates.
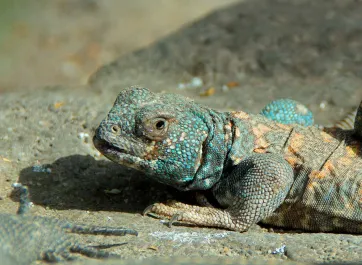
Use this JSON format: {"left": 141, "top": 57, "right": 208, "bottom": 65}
{"left": 142, "top": 204, "right": 156, "bottom": 216}
{"left": 169, "top": 213, "right": 182, "bottom": 228}
{"left": 142, "top": 203, "right": 170, "bottom": 220}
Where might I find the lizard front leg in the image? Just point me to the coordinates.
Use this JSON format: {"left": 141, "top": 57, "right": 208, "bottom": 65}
{"left": 144, "top": 153, "right": 294, "bottom": 232}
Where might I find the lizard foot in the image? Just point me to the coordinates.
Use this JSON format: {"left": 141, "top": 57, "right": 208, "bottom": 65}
{"left": 143, "top": 201, "right": 244, "bottom": 231}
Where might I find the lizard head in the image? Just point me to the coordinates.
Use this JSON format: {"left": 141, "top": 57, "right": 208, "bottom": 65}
{"left": 93, "top": 87, "right": 226, "bottom": 190}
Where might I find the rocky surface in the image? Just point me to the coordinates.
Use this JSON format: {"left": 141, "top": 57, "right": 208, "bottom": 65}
{"left": 1, "top": 0, "right": 362, "bottom": 264}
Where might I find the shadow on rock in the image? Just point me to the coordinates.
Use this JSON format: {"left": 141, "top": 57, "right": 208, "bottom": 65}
{"left": 14, "top": 155, "right": 178, "bottom": 213}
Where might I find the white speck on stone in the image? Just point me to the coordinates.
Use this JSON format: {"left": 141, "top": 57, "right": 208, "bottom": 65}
{"left": 190, "top": 77, "right": 203, "bottom": 87}
{"left": 12, "top": 183, "right": 22, "bottom": 188}
{"left": 272, "top": 244, "right": 286, "bottom": 254}
{"left": 222, "top": 85, "right": 229, "bottom": 92}
{"left": 149, "top": 231, "right": 229, "bottom": 245}
{"left": 177, "top": 77, "right": 203, "bottom": 90}
{"left": 78, "top": 132, "right": 90, "bottom": 140}
{"left": 319, "top": 100, "right": 327, "bottom": 110}
{"left": 177, "top": 83, "right": 186, "bottom": 90}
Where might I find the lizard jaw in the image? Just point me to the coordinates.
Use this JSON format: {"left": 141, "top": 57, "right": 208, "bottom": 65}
{"left": 93, "top": 136, "right": 147, "bottom": 171}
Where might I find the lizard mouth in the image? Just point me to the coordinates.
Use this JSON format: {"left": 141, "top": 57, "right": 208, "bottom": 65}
{"left": 92, "top": 136, "right": 146, "bottom": 171}
{"left": 93, "top": 137, "right": 126, "bottom": 156}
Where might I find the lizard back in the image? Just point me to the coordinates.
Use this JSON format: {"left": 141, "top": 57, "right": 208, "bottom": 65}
{"left": 230, "top": 111, "right": 362, "bottom": 232}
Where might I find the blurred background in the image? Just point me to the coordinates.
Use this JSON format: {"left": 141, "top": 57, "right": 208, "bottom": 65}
{"left": 0, "top": 0, "right": 238, "bottom": 92}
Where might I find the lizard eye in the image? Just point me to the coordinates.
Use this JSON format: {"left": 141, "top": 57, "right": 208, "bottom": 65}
{"left": 154, "top": 119, "right": 166, "bottom": 130}
{"left": 111, "top": 125, "right": 121, "bottom": 134}
{"left": 141, "top": 117, "right": 169, "bottom": 141}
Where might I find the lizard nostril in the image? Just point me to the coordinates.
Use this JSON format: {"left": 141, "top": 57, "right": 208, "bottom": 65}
{"left": 111, "top": 125, "right": 121, "bottom": 134}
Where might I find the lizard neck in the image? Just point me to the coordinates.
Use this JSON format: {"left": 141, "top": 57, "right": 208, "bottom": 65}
{"left": 186, "top": 108, "right": 290, "bottom": 190}
{"left": 223, "top": 110, "right": 256, "bottom": 168}
{"left": 186, "top": 109, "right": 231, "bottom": 191}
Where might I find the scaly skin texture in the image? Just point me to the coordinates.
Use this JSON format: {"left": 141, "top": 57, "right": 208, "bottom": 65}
{"left": 0, "top": 184, "right": 137, "bottom": 264}
{"left": 260, "top": 99, "right": 314, "bottom": 126}
{"left": 94, "top": 87, "right": 362, "bottom": 233}
{"left": 262, "top": 99, "right": 358, "bottom": 132}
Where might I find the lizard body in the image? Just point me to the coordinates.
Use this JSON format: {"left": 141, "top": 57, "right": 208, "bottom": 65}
{"left": 94, "top": 87, "right": 362, "bottom": 233}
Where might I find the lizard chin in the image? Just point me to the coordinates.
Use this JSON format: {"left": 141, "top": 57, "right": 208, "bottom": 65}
{"left": 93, "top": 136, "right": 197, "bottom": 188}
{"left": 93, "top": 136, "right": 147, "bottom": 171}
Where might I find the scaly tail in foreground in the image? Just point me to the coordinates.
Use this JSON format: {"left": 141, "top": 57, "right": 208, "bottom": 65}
{"left": 0, "top": 184, "right": 137, "bottom": 264}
